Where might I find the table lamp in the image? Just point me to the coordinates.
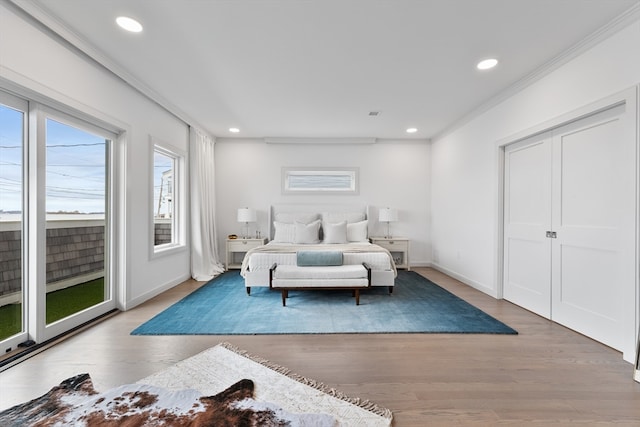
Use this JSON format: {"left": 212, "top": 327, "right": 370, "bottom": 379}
{"left": 237, "top": 207, "right": 257, "bottom": 239}
{"left": 378, "top": 207, "right": 398, "bottom": 239}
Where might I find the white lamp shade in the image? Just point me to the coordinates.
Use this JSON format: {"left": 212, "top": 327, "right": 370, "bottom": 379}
{"left": 379, "top": 208, "right": 398, "bottom": 222}
{"left": 237, "top": 208, "right": 257, "bottom": 223}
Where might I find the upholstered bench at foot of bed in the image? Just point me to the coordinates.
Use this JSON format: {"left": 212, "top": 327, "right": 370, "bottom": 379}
{"left": 269, "top": 263, "right": 371, "bottom": 306}
{"left": 245, "top": 268, "right": 394, "bottom": 295}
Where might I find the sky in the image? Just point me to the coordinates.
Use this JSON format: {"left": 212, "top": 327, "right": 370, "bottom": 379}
{"left": 2, "top": 103, "right": 175, "bottom": 218}
{"left": 0, "top": 104, "right": 107, "bottom": 215}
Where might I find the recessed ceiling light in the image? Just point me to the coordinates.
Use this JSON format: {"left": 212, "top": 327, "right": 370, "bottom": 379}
{"left": 229, "top": 127, "right": 240, "bottom": 133}
{"left": 116, "top": 16, "right": 143, "bottom": 33}
{"left": 406, "top": 128, "right": 418, "bottom": 134}
{"left": 477, "top": 58, "right": 498, "bottom": 70}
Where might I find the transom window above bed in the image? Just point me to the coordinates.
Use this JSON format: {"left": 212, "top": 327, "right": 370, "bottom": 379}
{"left": 282, "top": 168, "right": 359, "bottom": 195}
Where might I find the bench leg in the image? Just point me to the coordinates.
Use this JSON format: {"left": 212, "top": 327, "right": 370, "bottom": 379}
{"left": 355, "top": 289, "right": 360, "bottom": 305}
{"left": 388, "top": 286, "right": 393, "bottom": 294}
{"left": 281, "top": 290, "right": 287, "bottom": 306}
{"left": 246, "top": 287, "right": 251, "bottom": 295}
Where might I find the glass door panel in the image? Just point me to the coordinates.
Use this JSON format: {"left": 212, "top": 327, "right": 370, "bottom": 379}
{"left": 45, "top": 118, "right": 108, "bottom": 325}
{"left": 0, "top": 101, "right": 25, "bottom": 342}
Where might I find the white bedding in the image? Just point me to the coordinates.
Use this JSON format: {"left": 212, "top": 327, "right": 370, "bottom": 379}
{"left": 242, "top": 205, "right": 397, "bottom": 288}
{"left": 240, "top": 241, "right": 397, "bottom": 277}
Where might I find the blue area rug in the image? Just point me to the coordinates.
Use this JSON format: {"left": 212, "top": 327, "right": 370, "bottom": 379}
{"left": 131, "top": 270, "right": 517, "bottom": 335}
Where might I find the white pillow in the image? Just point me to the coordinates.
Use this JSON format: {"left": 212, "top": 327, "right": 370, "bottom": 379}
{"left": 294, "top": 220, "right": 321, "bottom": 244}
{"left": 323, "top": 221, "right": 347, "bottom": 244}
{"left": 347, "top": 220, "right": 368, "bottom": 242}
{"left": 272, "top": 221, "right": 296, "bottom": 243}
{"left": 275, "top": 212, "right": 320, "bottom": 224}
{"left": 322, "top": 211, "right": 366, "bottom": 224}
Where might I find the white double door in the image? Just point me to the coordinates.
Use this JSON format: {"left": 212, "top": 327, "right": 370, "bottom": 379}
{"left": 503, "top": 102, "right": 636, "bottom": 356}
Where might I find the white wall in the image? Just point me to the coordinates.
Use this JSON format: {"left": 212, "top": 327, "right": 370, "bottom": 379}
{"left": 215, "top": 138, "right": 431, "bottom": 265}
{"left": 0, "top": 4, "right": 191, "bottom": 308}
{"left": 430, "top": 20, "right": 640, "bottom": 296}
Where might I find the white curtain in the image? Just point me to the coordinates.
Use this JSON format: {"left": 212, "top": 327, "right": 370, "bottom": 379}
{"left": 190, "top": 127, "right": 225, "bottom": 281}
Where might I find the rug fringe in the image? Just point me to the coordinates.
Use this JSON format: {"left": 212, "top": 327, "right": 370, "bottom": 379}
{"left": 219, "top": 342, "right": 393, "bottom": 421}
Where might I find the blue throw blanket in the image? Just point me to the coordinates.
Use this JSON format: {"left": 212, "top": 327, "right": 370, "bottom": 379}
{"left": 297, "top": 250, "right": 343, "bottom": 266}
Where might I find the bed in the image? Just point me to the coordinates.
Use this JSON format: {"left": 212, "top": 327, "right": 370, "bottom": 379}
{"left": 241, "top": 205, "right": 397, "bottom": 294}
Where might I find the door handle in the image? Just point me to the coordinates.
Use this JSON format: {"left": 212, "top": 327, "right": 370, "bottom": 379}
{"left": 545, "top": 231, "right": 557, "bottom": 238}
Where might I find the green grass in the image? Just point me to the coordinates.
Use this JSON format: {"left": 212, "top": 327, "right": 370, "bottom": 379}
{"left": 0, "top": 303, "right": 21, "bottom": 342}
{"left": 0, "top": 278, "right": 105, "bottom": 341}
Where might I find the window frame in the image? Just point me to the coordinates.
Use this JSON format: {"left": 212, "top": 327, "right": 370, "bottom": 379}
{"left": 282, "top": 167, "right": 359, "bottom": 195}
{"left": 37, "top": 104, "right": 118, "bottom": 341}
{"left": 150, "top": 137, "right": 187, "bottom": 257}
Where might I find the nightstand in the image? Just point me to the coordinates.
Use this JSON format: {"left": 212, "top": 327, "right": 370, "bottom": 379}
{"left": 370, "top": 237, "right": 410, "bottom": 270}
{"left": 226, "top": 238, "right": 267, "bottom": 270}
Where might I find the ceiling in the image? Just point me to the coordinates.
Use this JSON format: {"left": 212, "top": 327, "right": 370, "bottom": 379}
{"left": 16, "top": 0, "right": 640, "bottom": 140}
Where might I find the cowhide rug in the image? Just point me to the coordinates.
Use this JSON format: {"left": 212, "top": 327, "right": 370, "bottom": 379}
{"left": 0, "top": 373, "right": 336, "bottom": 426}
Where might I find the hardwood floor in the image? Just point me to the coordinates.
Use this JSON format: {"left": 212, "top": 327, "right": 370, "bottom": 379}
{"left": 1, "top": 267, "right": 639, "bottom": 425}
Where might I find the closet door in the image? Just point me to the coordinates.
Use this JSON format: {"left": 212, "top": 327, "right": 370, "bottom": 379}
{"left": 550, "top": 103, "right": 635, "bottom": 352}
{"left": 503, "top": 133, "right": 553, "bottom": 318}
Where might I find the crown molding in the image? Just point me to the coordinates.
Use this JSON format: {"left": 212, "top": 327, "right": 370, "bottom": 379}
{"left": 6, "top": 0, "right": 213, "bottom": 139}
{"left": 432, "top": 3, "right": 640, "bottom": 142}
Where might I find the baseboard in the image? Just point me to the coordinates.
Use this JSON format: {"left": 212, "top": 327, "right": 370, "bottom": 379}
{"left": 123, "top": 273, "right": 191, "bottom": 311}
{"left": 430, "top": 263, "right": 497, "bottom": 298}
{"left": 636, "top": 339, "right": 640, "bottom": 383}
{"left": 408, "top": 262, "right": 432, "bottom": 268}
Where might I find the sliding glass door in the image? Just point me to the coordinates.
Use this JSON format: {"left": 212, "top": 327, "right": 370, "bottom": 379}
{"left": 44, "top": 117, "right": 110, "bottom": 330}
{"left": 0, "top": 89, "right": 117, "bottom": 349}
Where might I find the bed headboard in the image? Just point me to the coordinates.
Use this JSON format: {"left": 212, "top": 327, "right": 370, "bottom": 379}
{"left": 269, "top": 204, "right": 372, "bottom": 240}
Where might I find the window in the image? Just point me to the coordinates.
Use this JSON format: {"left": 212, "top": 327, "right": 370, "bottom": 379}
{"left": 282, "top": 167, "right": 359, "bottom": 194}
{"left": 152, "top": 140, "right": 185, "bottom": 254}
